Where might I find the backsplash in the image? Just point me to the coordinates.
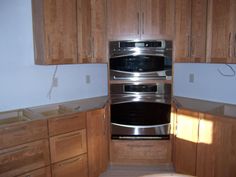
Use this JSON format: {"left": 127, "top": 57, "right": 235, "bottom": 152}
{"left": 0, "top": 0, "right": 108, "bottom": 111}
{"left": 174, "top": 63, "right": 236, "bottom": 104}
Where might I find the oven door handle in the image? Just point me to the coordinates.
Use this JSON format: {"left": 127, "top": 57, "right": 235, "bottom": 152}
{"left": 111, "top": 123, "right": 170, "bottom": 129}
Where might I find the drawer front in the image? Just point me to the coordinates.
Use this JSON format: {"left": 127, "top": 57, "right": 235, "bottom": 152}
{"left": 50, "top": 129, "right": 87, "bottom": 163}
{"left": 0, "top": 119, "right": 48, "bottom": 149}
{"left": 52, "top": 154, "right": 88, "bottom": 177}
{"left": 17, "top": 166, "right": 51, "bottom": 177}
{"left": 0, "top": 139, "right": 50, "bottom": 177}
{"left": 48, "top": 112, "right": 86, "bottom": 136}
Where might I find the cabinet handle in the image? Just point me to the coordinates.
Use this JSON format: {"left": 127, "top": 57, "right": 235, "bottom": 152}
{"left": 137, "top": 13, "right": 140, "bottom": 35}
{"left": 58, "top": 157, "right": 82, "bottom": 167}
{"left": 228, "top": 32, "right": 232, "bottom": 58}
{"left": 142, "top": 12, "right": 144, "bottom": 34}
{"left": 103, "top": 114, "right": 106, "bottom": 136}
{"left": 234, "top": 33, "right": 236, "bottom": 57}
{"left": 92, "top": 36, "right": 95, "bottom": 59}
{"left": 47, "top": 35, "right": 51, "bottom": 57}
{"left": 187, "top": 35, "right": 191, "bottom": 57}
{"left": 0, "top": 146, "right": 28, "bottom": 155}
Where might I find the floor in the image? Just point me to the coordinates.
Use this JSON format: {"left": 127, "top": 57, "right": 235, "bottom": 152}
{"left": 99, "top": 165, "right": 194, "bottom": 177}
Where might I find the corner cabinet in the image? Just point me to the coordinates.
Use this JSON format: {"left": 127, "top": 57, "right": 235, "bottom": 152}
{"left": 107, "top": 0, "right": 175, "bottom": 40}
{"left": 175, "top": 0, "right": 207, "bottom": 63}
{"left": 174, "top": 108, "right": 236, "bottom": 177}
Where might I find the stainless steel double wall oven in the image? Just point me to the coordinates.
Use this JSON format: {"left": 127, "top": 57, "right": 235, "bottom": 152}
{"left": 109, "top": 40, "right": 172, "bottom": 140}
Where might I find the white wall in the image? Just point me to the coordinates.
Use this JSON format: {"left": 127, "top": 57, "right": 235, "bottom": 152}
{"left": 174, "top": 63, "right": 236, "bottom": 104}
{"left": 0, "top": 0, "right": 108, "bottom": 111}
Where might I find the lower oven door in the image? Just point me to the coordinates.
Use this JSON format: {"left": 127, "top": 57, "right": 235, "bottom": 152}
{"left": 110, "top": 101, "right": 171, "bottom": 140}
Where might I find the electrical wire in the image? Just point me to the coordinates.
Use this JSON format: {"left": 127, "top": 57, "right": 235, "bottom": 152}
{"left": 217, "top": 64, "right": 236, "bottom": 77}
{"left": 47, "top": 65, "right": 58, "bottom": 99}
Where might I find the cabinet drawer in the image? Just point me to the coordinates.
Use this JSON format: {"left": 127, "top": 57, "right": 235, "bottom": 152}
{"left": 52, "top": 154, "right": 88, "bottom": 177}
{"left": 50, "top": 129, "right": 87, "bottom": 163}
{"left": 0, "top": 139, "right": 50, "bottom": 177}
{"left": 0, "top": 119, "right": 48, "bottom": 149}
{"left": 48, "top": 112, "right": 86, "bottom": 136}
{"left": 18, "top": 166, "right": 51, "bottom": 177}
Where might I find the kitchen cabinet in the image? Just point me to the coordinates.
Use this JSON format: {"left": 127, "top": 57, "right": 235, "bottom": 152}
{"left": 175, "top": 0, "right": 208, "bottom": 63}
{"left": 86, "top": 108, "right": 109, "bottom": 177}
{"left": 18, "top": 166, "right": 51, "bottom": 177}
{"left": 0, "top": 139, "right": 50, "bottom": 177}
{"left": 107, "top": 0, "right": 175, "bottom": 40}
{"left": 206, "top": 0, "right": 236, "bottom": 63}
{"left": 32, "top": 0, "right": 78, "bottom": 64}
{"left": 174, "top": 109, "right": 199, "bottom": 176}
{"left": 51, "top": 154, "right": 88, "bottom": 177}
{"left": 196, "top": 114, "right": 236, "bottom": 177}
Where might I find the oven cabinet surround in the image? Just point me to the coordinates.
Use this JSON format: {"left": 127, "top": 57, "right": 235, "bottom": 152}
{"left": 0, "top": 106, "right": 109, "bottom": 177}
{"left": 173, "top": 108, "right": 236, "bottom": 177}
{"left": 107, "top": 0, "right": 175, "bottom": 40}
{"left": 175, "top": 0, "right": 207, "bottom": 63}
{"left": 31, "top": 0, "right": 107, "bottom": 65}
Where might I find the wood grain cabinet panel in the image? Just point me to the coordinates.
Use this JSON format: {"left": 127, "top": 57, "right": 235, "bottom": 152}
{"left": 52, "top": 154, "right": 88, "bottom": 177}
{"left": 32, "top": 0, "right": 78, "bottom": 65}
{"left": 18, "top": 166, "right": 51, "bottom": 177}
{"left": 0, "top": 119, "right": 48, "bottom": 150}
{"left": 50, "top": 129, "right": 87, "bottom": 163}
{"left": 196, "top": 114, "right": 236, "bottom": 177}
{"left": 107, "top": 0, "right": 175, "bottom": 40}
{"left": 175, "top": 0, "right": 207, "bottom": 63}
{"left": 174, "top": 109, "right": 199, "bottom": 176}
{"left": 0, "top": 139, "right": 50, "bottom": 177}
{"left": 48, "top": 112, "right": 86, "bottom": 136}
{"left": 87, "top": 108, "right": 109, "bottom": 177}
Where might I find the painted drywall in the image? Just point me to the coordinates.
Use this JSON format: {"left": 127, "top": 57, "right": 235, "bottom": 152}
{"left": 174, "top": 63, "right": 236, "bottom": 104}
{"left": 0, "top": 0, "right": 108, "bottom": 112}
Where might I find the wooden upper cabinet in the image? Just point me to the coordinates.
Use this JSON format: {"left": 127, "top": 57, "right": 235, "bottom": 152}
{"left": 141, "top": 0, "right": 175, "bottom": 40}
{"left": 32, "top": 0, "right": 78, "bottom": 65}
{"left": 175, "top": 0, "right": 207, "bottom": 63}
{"left": 107, "top": 0, "right": 175, "bottom": 40}
{"left": 206, "top": 0, "right": 233, "bottom": 63}
{"left": 107, "top": 0, "right": 140, "bottom": 40}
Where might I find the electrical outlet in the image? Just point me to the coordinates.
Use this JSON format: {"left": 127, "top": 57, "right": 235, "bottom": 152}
{"left": 86, "top": 75, "right": 91, "bottom": 84}
{"left": 189, "top": 73, "right": 194, "bottom": 83}
{"left": 53, "top": 77, "right": 58, "bottom": 87}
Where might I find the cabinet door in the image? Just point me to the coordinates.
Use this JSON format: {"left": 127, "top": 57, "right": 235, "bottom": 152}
{"left": 107, "top": 0, "right": 141, "bottom": 40}
{"left": 174, "top": 109, "right": 199, "bottom": 176}
{"left": 0, "top": 119, "right": 48, "bottom": 150}
{"left": 207, "top": 0, "right": 232, "bottom": 63}
{"left": 32, "top": 0, "right": 78, "bottom": 65}
{"left": 52, "top": 154, "right": 88, "bottom": 177}
{"left": 0, "top": 140, "right": 50, "bottom": 177}
{"left": 87, "top": 108, "right": 109, "bottom": 177}
{"left": 197, "top": 114, "right": 236, "bottom": 177}
{"left": 230, "top": 0, "right": 236, "bottom": 63}
{"left": 191, "top": 0, "right": 207, "bottom": 62}
{"left": 18, "top": 166, "right": 51, "bottom": 177}
{"left": 175, "top": 0, "right": 192, "bottom": 62}
{"left": 50, "top": 129, "right": 87, "bottom": 163}
{"left": 91, "top": 0, "right": 108, "bottom": 63}
{"left": 141, "top": 0, "right": 175, "bottom": 40}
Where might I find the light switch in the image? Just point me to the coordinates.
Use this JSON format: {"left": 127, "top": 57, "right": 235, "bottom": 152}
{"left": 189, "top": 73, "right": 194, "bottom": 83}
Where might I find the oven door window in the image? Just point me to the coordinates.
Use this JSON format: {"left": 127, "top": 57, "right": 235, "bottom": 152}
{"left": 110, "top": 55, "right": 171, "bottom": 72}
{"left": 111, "top": 102, "right": 170, "bottom": 126}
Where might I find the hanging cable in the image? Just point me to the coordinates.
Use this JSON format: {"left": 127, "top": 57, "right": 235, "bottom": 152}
{"left": 217, "top": 64, "right": 236, "bottom": 77}
{"left": 47, "top": 65, "right": 58, "bottom": 99}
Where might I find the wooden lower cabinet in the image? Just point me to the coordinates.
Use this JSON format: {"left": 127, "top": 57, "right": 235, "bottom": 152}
{"left": 0, "top": 139, "right": 50, "bottom": 177}
{"left": 86, "top": 108, "right": 109, "bottom": 177}
{"left": 110, "top": 140, "right": 172, "bottom": 165}
{"left": 51, "top": 154, "right": 88, "bottom": 177}
{"left": 18, "top": 166, "right": 51, "bottom": 177}
{"left": 174, "top": 109, "right": 199, "bottom": 176}
{"left": 196, "top": 114, "right": 236, "bottom": 177}
{"left": 50, "top": 129, "right": 87, "bottom": 163}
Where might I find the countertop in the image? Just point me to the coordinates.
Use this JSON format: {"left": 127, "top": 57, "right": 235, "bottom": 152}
{"left": 173, "top": 96, "right": 236, "bottom": 119}
{"left": 0, "top": 96, "right": 108, "bottom": 126}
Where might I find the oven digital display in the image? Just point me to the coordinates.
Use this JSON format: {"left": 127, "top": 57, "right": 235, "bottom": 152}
{"left": 135, "top": 43, "right": 145, "bottom": 47}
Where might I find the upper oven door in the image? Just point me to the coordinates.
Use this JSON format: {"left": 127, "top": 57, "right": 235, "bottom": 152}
{"left": 109, "top": 55, "right": 172, "bottom": 80}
